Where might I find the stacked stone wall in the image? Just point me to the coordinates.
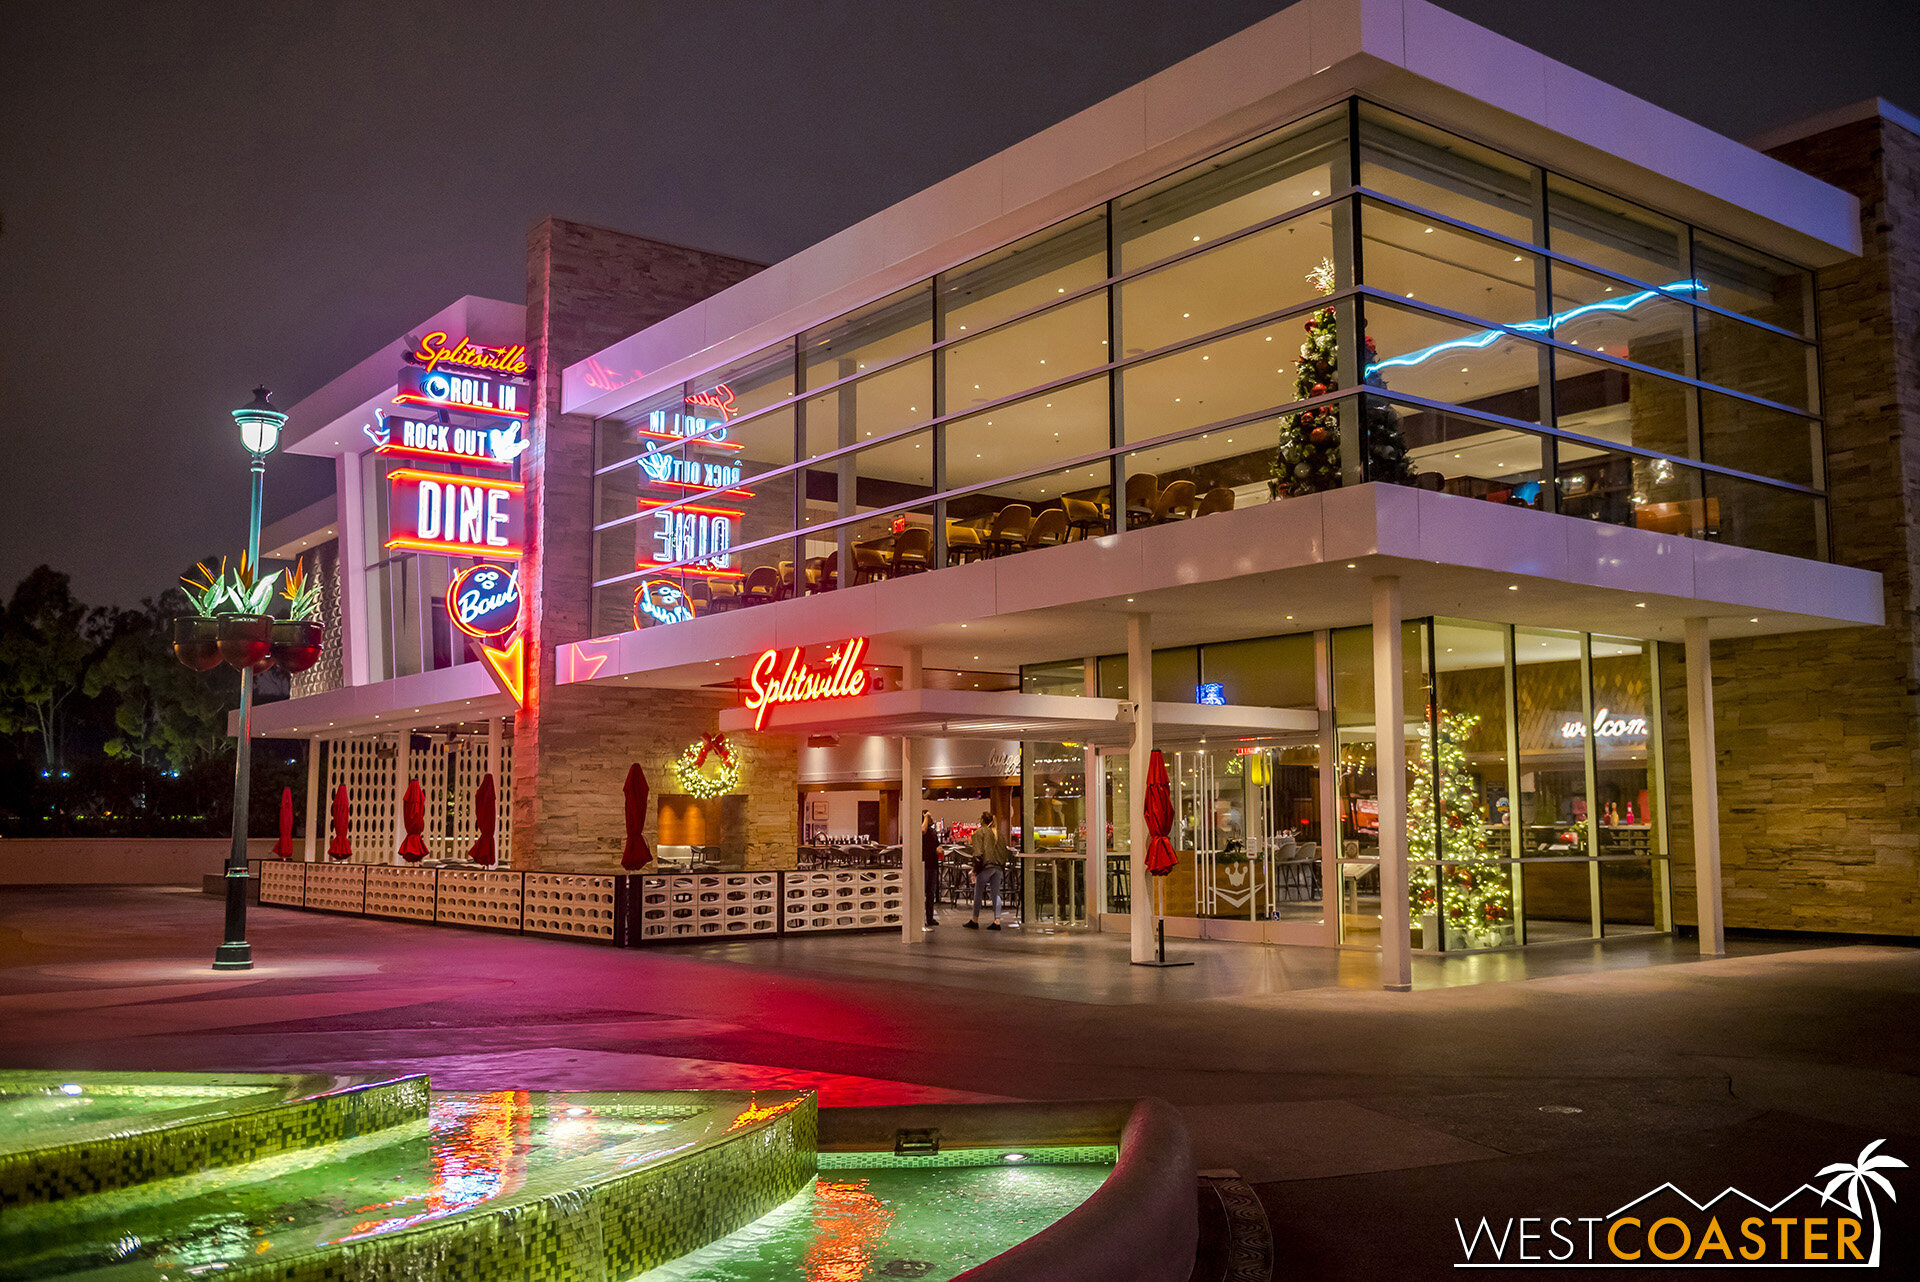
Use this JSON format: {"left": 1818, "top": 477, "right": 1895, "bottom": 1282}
{"left": 1662, "top": 115, "right": 1920, "bottom": 935}
{"left": 515, "top": 219, "right": 780, "bottom": 871}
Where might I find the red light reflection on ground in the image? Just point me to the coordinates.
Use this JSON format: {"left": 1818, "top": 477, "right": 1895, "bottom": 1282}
{"left": 803, "top": 1177, "right": 894, "bottom": 1282}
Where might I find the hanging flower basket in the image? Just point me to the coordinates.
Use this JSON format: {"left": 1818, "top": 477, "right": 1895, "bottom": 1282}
{"left": 172, "top": 617, "right": 223, "bottom": 671}
{"left": 271, "top": 619, "right": 325, "bottom": 673}
{"left": 217, "top": 614, "right": 274, "bottom": 671}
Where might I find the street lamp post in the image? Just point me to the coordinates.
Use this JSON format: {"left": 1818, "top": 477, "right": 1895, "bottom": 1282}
{"left": 213, "top": 387, "right": 287, "bottom": 971}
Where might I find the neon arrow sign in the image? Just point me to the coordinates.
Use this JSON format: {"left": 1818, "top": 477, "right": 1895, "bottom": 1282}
{"left": 743, "top": 637, "right": 872, "bottom": 729}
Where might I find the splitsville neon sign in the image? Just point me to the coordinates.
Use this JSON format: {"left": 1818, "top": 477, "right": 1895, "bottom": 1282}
{"left": 407, "top": 331, "right": 532, "bottom": 379}
{"left": 396, "top": 365, "right": 528, "bottom": 419}
{"left": 385, "top": 470, "right": 525, "bottom": 559}
{"left": 744, "top": 636, "right": 871, "bottom": 729}
{"left": 1559, "top": 707, "right": 1649, "bottom": 742}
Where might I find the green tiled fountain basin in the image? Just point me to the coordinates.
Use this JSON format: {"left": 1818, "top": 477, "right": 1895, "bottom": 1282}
{"left": 0, "top": 1071, "right": 429, "bottom": 1208}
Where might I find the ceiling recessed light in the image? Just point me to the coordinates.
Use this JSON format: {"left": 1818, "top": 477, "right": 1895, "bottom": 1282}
{"left": 1749, "top": 617, "right": 1759, "bottom": 623}
{"left": 1507, "top": 585, "right": 1519, "bottom": 591}
{"left": 1635, "top": 602, "right": 1646, "bottom": 608}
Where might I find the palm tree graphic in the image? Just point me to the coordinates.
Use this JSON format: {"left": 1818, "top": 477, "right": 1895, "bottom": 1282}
{"left": 1818, "top": 1139, "right": 1907, "bottom": 1266}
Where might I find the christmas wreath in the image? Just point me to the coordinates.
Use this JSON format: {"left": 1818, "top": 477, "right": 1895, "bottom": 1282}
{"left": 674, "top": 732, "right": 739, "bottom": 798}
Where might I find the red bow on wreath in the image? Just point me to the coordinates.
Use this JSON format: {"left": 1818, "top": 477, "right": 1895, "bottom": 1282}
{"left": 694, "top": 732, "right": 734, "bottom": 769}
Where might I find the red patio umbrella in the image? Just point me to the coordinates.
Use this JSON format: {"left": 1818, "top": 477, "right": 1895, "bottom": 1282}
{"left": 272, "top": 786, "right": 294, "bottom": 859}
{"left": 397, "top": 778, "right": 429, "bottom": 863}
{"left": 466, "top": 773, "right": 497, "bottom": 866}
{"left": 1144, "top": 749, "right": 1177, "bottom": 876}
{"left": 326, "top": 784, "right": 352, "bottom": 860}
{"left": 622, "top": 762, "right": 652, "bottom": 871}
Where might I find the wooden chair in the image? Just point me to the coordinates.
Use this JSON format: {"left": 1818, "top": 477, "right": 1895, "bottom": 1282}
{"left": 740, "top": 565, "right": 780, "bottom": 605}
{"left": 1151, "top": 479, "right": 1197, "bottom": 524}
{"left": 1027, "top": 507, "right": 1069, "bottom": 548}
{"left": 1063, "top": 496, "right": 1107, "bottom": 540}
{"left": 986, "top": 504, "right": 1033, "bottom": 558}
{"left": 1194, "top": 486, "right": 1235, "bottom": 518}
{"left": 890, "top": 526, "right": 933, "bottom": 575}
{"left": 1634, "top": 498, "right": 1721, "bottom": 540}
{"left": 945, "top": 523, "right": 986, "bottom": 566}
{"left": 1124, "top": 473, "right": 1161, "bottom": 529}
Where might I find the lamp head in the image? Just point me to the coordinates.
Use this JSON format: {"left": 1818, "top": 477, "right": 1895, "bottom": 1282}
{"left": 232, "top": 386, "right": 287, "bottom": 456}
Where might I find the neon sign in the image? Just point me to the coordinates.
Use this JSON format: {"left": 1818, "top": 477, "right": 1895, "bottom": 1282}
{"left": 1558, "top": 707, "right": 1649, "bottom": 741}
{"left": 367, "top": 411, "right": 527, "bottom": 467}
{"left": 744, "top": 636, "right": 871, "bottom": 729}
{"left": 477, "top": 633, "right": 526, "bottom": 706}
{"left": 632, "top": 387, "right": 747, "bottom": 580}
{"left": 385, "top": 470, "right": 525, "bottom": 559}
{"left": 634, "top": 579, "right": 696, "bottom": 627}
{"left": 447, "top": 564, "right": 521, "bottom": 638}
{"left": 1197, "top": 683, "right": 1227, "bottom": 706}
{"left": 1367, "top": 280, "right": 1708, "bottom": 376}
{"left": 407, "top": 332, "right": 532, "bottom": 379}
{"left": 396, "top": 365, "right": 528, "bottom": 420}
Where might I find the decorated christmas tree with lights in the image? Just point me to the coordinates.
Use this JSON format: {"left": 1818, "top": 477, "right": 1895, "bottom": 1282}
{"left": 1407, "top": 711, "right": 1514, "bottom": 948}
{"left": 1272, "top": 260, "right": 1415, "bottom": 496}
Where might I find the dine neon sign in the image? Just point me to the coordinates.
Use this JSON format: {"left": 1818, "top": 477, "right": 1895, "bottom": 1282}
{"left": 744, "top": 637, "right": 871, "bottom": 729}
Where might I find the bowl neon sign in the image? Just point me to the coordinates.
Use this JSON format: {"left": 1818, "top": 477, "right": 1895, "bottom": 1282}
{"left": 447, "top": 565, "right": 521, "bottom": 639}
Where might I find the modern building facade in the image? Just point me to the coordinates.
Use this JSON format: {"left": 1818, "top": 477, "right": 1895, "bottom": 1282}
{"left": 252, "top": 0, "right": 1920, "bottom": 984}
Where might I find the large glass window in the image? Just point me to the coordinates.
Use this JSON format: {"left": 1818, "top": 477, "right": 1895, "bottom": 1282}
{"left": 940, "top": 212, "right": 1107, "bottom": 337}
{"left": 1359, "top": 105, "right": 1539, "bottom": 244}
{"left": 1547, "top": 175, "right": 1688, "bottom": 290}
{"left": 1120, "top": 210, "right": 1340, "bottom": 355}
{"left": 944, "top": 294, "right": 1107, "bottom": 411}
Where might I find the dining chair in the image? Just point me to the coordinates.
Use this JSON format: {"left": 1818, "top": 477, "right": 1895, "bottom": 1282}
{"left": 1027, "top": 507, "right": 1068, "bottom": 548}
{"left": 851, "top": 542, "right": 890, "bottom": 585}
{"left": 740, "top": 565, "right": 780, "bottom": 605}
{"left": 807, "top": 553, "right": 839, "bottom": 593}
{"left": 1195, "top": 486, "right": 1235, "bottom": 518}
{"left": 776, "top": 561, "right": 797, "bottom": 599}
{"left": 1124, "top": 473, "right": 1160, "bottom": 529}
{"left": 945, "top": 522, "right": 986, "bottom": 566}
{"left": 1151, "top": 479, "right": 1197, "bottom": 524}
{"left": 705, "top": 578, "right": 741, "bottom": 613}
{"left": 1062, "top": 496, "right": 1106, "bottom": 540}
{"left": 890, "top": 526, "right": 933, "bottom": 575}
{"left": 986, "top": 504, "right": 1033, "bottom": 558}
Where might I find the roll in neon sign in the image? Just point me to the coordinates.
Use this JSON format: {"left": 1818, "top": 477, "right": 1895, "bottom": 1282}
{"left": 396, "top": 365, "right": 528, "bottom": 420}
{"left": 744, "top": 637, "right": 871, "bottom": 729}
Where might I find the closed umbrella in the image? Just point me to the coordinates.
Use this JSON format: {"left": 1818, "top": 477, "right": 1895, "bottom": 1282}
{"left": 272, "top": 786, "right": 294, "bottom": 859}
{"left": 398, "top": 778, "right": 429, "bottom": 863}
{"left": 622, "top": 763, "right": 652, "bottom": 871}
{"left": 467, "top": 773, "right": 497, "bottom": 866}
{"left": 1144, "top": 750, "right": 1177, "bottom": 875}
{"left": 326, "top": 784, "right": 352, "bottom": 860}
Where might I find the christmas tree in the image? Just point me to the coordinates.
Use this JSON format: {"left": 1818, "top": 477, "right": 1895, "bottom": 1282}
{"left": 1407, "top": 711, "right": 1514, "bottom": 949}
{"left": 1272, "top": 260, "right": 1415, "bottom": 496}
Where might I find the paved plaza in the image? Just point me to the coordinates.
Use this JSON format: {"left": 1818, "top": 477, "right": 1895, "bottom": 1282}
{"left": 4, "top": 887, "right": 1916, "bottom": 1276}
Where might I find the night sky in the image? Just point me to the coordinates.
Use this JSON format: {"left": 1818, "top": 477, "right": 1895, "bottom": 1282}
{"left": 5, "top": 0, "right": 1918, "bottom": 608}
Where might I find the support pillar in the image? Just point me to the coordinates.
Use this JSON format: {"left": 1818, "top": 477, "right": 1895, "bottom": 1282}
{"left": 901, "top": 647, "right": 927, "bottom": 944}
{"left": 1373, "top": 577, "right": 1412, "bottom": 992}
{"left": 302, "top": 738, "right": 320, "bottom": 861}
{"left": 486, "top": 716, "right": 503, "bottom": 787}
{"left": 1684, "top": 617, "right": 1726, "bottom": 956}
{"left": 392, "top": 731, "right": 409, "bottom": 865}
{"left": 1128, "top": 614, "right": 1153, "bottom": 964}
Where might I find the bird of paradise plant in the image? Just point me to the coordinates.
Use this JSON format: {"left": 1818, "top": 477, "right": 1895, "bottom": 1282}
{"left": 281, "top": 557, "right": 321, "bottom": 621}
{"left": 223, "top": 552, "right": 281, "bottom": 616}
{"left": 181, "top": 559, "right": 231, "bottom": 616}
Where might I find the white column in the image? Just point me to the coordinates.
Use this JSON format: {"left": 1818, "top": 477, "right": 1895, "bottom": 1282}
{"left": 1083, "top": 656, "right": 1104, "bottom": 925}
{"left": 393, "top": 731, "right": 410, "bottom": 864}
{"left": 1684, "top": 617, "right": 1725, "bottom": 956}
{"left": 900, "top": 647, "right": 926, "bottom": 943}
{"left": 1128, "top": 613, "right": 1154, "bottom": 963}
{"left": 1372, "top": 577, "right": 1412, "bottom": 992}
{"left": 302, "top": 738, "right": 321, "bottom": 861}
{"left": 336, "top": 451, "right": 373, "bottom": 686}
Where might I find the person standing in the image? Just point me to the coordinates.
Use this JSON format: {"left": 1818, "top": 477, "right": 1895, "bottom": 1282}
{"left": 963, "top": 810, "right": 1010, "bottom": 931}
{"left": 919, "top": 810, "right": 940, "bottom": 929}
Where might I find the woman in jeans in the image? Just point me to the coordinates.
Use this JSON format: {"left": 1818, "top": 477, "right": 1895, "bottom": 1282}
{"left": 964, "top": 811, "right": 1009, "bottom": 931}
{"left": 920, "top": 810, "right": 941, "bottom": 928}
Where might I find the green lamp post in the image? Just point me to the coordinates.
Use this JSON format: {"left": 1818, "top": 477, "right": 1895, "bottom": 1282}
{"left": 213, "top": 387, "right": 287, "bottom": 971}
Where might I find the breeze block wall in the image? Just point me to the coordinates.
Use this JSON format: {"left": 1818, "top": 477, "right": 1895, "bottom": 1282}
{"left": 515, "top": 219, "right": 795, "bottom": 873}
{"left": 1662, "top": 111, "right": 1920, "bottom": 936}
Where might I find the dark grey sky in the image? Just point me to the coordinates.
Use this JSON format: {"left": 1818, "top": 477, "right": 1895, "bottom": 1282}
{"left": 5, "top": 0, "right": 1917, "bottom": 607}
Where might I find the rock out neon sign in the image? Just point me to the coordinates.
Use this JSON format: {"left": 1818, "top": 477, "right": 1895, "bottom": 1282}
{"left": 743, "top": 636, "right": 871, "bottom": 729}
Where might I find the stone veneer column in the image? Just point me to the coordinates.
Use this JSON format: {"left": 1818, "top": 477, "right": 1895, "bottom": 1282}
{"left": 1661, "top": 113, "right": 1920, "bottom": 936}
{"left": 513, "top": 219, "right": 795, "bottom": 873}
